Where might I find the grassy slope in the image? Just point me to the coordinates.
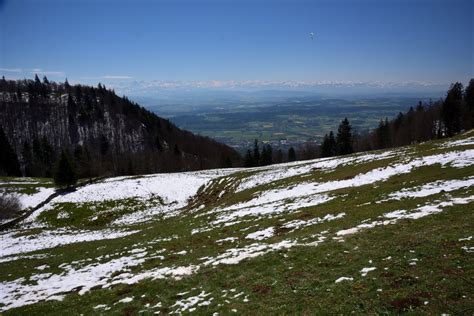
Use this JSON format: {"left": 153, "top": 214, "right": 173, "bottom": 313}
{"left": 1, "top": 131, "right": 473, "bottom": 315}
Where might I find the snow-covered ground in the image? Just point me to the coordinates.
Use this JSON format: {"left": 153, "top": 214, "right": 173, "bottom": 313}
{"left": 0, "top": 228, "right": 138, "bottom": 259}
{"left": 0, "top": 185, "right": 55, "bottom": 211}
{"left": 24, "top": 168, "right": 238, "bottom": 225}
{"left": 54, "top": 170, "right": 234, "bottom": 204}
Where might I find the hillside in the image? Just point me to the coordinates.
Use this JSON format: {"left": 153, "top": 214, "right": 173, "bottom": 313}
{"left": 0, "top": 77, "right": 241, "bottom": 177}
{"left": 0, "top": 130, "right": 473, "bottom": 314}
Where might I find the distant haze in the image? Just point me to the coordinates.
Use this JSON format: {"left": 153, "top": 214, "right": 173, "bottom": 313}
{"left": 115, "top": 80, "right": 448, "bottom": 107}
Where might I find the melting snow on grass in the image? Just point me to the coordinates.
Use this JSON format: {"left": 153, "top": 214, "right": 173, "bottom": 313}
{"left": 212, "top": 149, "right": 474, "bottom": 226}
{"left": 0, "top": 228, "right": 138, "bottom": 258}
{"left": 282, "top": 212, "right": 345, "bottom": 231}
{"left": 116, "top": 296, "right": 134, "bottom": 304}
{"left": 389, "top": 176, "right": 474, "bottom": 199}
{"left": 246, "top": 227, "right": 274, "bottom": 240}
{"left": 337, "top": 195, "right": 474, "bottom": 237}
{"left": 25, "top": 169, "right": 236, "bottom": 224}
{"left": 440, "top": 135, "right": 474, "bottom": 148}
{"left": 236, "top": 150, "right": 397, "bottom": 192}
{"left": 335, "top": 277, "right": 353, "bottom": 283}
{"left": 360, "top": 267, "right": 376, "bottom": 277}
{"left": 172, "top": 291, "right": 212, "bottom": 313}
{"left": 14, "top": 187, "right": 56, "bottom": 210}
{"left": 204, "top": 240, "right": 296, "bottom": 266}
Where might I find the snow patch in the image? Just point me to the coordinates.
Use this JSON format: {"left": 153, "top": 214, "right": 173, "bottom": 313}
{"left": 360, "top": 267, "right": 376, "bottom": 276}
{"left": 335, "top": 277, "right": 353, "bottom": 283}
{"left": 246, "top": 227, "right": 274, "bottom": 240}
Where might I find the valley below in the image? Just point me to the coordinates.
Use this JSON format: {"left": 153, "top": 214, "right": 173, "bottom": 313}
{"left": 150, "top": 97, "right": 428, "bottom": 151}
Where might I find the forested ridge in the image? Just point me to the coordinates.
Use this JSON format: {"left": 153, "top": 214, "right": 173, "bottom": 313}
{"left": 0, "top": 76, "right": 241, "bottom": 178}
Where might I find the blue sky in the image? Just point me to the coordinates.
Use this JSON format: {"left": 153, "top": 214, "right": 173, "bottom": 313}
{"left": 0, "top": 0, "right": 472, "bottom": 92}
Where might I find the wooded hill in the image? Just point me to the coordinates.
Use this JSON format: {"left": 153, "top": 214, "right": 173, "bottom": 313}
{"left": 0, "top": 76, "right": 241, "bottom": 178}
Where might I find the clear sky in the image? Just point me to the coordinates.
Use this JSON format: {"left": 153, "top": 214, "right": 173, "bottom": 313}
{"left": 0, "top": 0, "right": 472, "bottom": 90}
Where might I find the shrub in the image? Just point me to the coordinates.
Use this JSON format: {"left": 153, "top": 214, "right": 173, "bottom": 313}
{"left": 0, "top": 193, "right": 22, "bottom": 220}
{"left": 54, "top": 150, "right": 77, "bottom": 189}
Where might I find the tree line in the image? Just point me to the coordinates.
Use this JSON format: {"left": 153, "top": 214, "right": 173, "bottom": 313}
{"left": 354, "top": 80, "right": 473, "bottom": 152}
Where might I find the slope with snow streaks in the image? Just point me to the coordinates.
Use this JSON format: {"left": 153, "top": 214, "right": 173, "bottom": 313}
{"left": 24, "top": 168, "right": 236, "bottom": 226}
{"left": 0, "top": 131, "right": 473, "bottom": 314}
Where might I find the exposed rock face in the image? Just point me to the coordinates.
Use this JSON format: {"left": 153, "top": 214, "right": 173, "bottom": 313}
{"left": 0, "top": 78, "right": 240, "bottom": 175}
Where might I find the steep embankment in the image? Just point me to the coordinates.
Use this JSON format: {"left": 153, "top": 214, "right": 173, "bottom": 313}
{"left": 0, "top": 131, "right": 473, "bottom": 314}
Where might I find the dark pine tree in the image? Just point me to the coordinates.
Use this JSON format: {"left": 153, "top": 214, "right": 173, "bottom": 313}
{"left": 288, "top": 147, "right": 296, "bottom": 162}
{"left": 174, "top": 144, "right": 181, "bottom": 156}
{"left": 465, "top": 79, "right": 474, "bottom": 127}
{"left": 320, "top": 131, "right": 336, "bottom": 157}
{"left": 100, "top": 136, "right": 109, "bottom": 156}
{"left": 34, "top": 74, "right": 41, "bottom": 87}
{"left": 41, "top": 137, "right": 55, "bottom": 177}
{"left": 21, "top": 141, "right": 33, "bottom": 177}
{"left": 0, "top": 126, "right": 21, "bottom": 176}
{"left": 221, "top": 155, "right": 232, "bottom": 168}
{"left": 266, "top": 144, "right": 273, "bottom": 165}
{"left": 375, "top": 118, "right": 390, "bottom": 149}
{"left": 54, "top": 150, "right": 77, "bottom": 189}
{"left": 441, "top": 82, "right": 463, "bottom": 137}
{"left": 260, "top": 144, "right": 273, "bottom": 166}
{"left": 336, "top": 118, "right": 353, "bottom": 155}
{"left": 275, "top": 149, "right": 283, "bottom": 164}
{"left": 73, "top": 145, "right": 92, "bottom": 179}
{"left": 244, "top": 149, "right": 254, "bottom": 167}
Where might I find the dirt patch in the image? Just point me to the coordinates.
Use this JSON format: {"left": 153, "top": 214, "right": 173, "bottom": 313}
{"left": 390, "top": 274, "right": 418, "bottom": 288}
{"left": 389, "top": 297, "right": 423, "bottom": 312}
{"left": 122, "top": 306, "right": 138, "bottom": 315}
{"left": 274, "top": 224, "right": 291, "bottom": 236}
{"left": 252, "top": 284, "right": 271, "bottom": 294}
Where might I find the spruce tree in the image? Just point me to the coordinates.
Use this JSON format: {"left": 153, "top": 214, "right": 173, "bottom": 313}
{"left": 41, "top": 137, "right": 54, "bottom": 177}
{"left": 376, "top": 118, "right": 390, "bottom": 149}
{"left": 54, "top": 150, "right": 77, "bottom": 189}
{"left": 244, "top": 149, "right": 254, "bottom": 167}
{"left": 336, "top": 118, "right": 353, "bottom": 155}
{"left": 0, "top": 126, "right": 21, "bottom": 176}
{"left": 266, "top": 144, "right": 273, "bottom": 165}
{"left": 288, "top": 147, "right": 296, "bottom": 162}
{"left": 275, "top": 149, "right": 283, "bottom": 164}
{"left": 320, "top": 131, "right": 336, "bottom": 157}
{"left": 260, "top": 144, "right": 273, "bottom": 166}
{"left": 21, "top": 141, "right": 33, "bottom": 177}
{"left": 465, "top": 79, "right": 474, "bottom": 127}
{"left": 441, "top": 82, "right": 463, "bottom": 137}
{"left": 74, "top": 145, "right": 91, "bottom": 179}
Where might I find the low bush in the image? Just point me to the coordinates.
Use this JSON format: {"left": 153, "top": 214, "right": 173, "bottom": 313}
{"left": 0, "top": 193, "right": 22, "bottom": 220}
